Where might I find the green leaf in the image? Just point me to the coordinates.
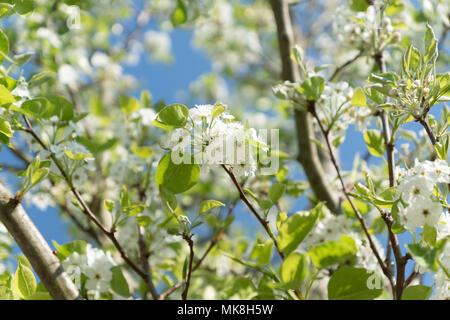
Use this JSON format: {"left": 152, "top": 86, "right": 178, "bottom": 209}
{"left": 350, "top": 0, "right": 371, "bottom": 11}
{"left": 328, "top": 266, "right": 383, "bottom": 300}
{"left": 268, "top": 182, "right": 285, "bottom": 204}
{"left": 278, "top": 204, "right": 321, "bottom": 256}
{"left": 364, "top": 129, "right": 385, "bottom": 157}
{"left": 403, "top": 45, "right": 421, "bottom": 76}
{"left": 136, "top": 216, "right": 152, "bottom": 227}
{"left": 280, "top": 252, "right": 308, "bottom": 289}
{"left": 155, "top": 104, "right": 189, "bottom": 128}
{"left": 130, "top": 142, "right": 153, "bottom": 159}
{"left": 52, "top": 240, "right": 87, "bottom": 260}
{"left": 386, "top": 0, "right": 405, "bottom": 15}
{"left": 10, "top": 98, "right": 49, "bottom": 119}
{"left": 159, "top": 186, "right": 178, "bottom": 212}
{"left": 0, "top": 84, "right": 15, "bottom": 106}
{"left": 424, "top": 24, "right": 438, "bottom": 64}
{"left": 155, "top": 152, "right": 200, "bottom": 194}
{"left": 0, "top": 118, "right": 12, "bottom": 137}
{"left": 407, "top": 239, "right": 447, "bottom": 272}
{"left": 308, "top": 235, "right": 357, "bottom": 269}
{"left": 0, "top": 28, "right": 9, "bottom": 65}
{"left": 402, "top": 285, "right": 432, "bottom": 300}
{"left": 298, "top": 76, "right": 325, "bottom": 101}
{"left": 13, "top": 52, "right": 33, "bottom": 66}
{"left": 198, "top": 200, "right": 225, "bottom": 215}
{"left": 0, "top": 3, "right": 14, "bottom": 18}
{"left": 111, "top": 266, "right": 130, "bottom": 297}
{"left": 31, "top": 168, "right": 49, "bottom": 186}
{"left": 250, "top": 239, "right": 273, "bottom": 265}
{"left": 119, "top": 95, "right": 140, "bottom": 114}
{"left": 13, "top": 0, "right": 35, "bottom": 15}
{"left": 46, "top": 95, "right": 74, "bottom": 121}
{"left": 171, "top": 0, "right": 187, "bottom": 27}
{"left": 351, "top": 87, "right": 367, "bottom": 107}
{"left": 13, "top": 262, "right": 36, "bottom": 299}
{"left": 0, "top": 286, "right": 14, "bottom": 300}
{"left": 342, "top": 198, "right": 371, "bottom": 218}
{"left": 212, "top": 103, "right": 226, "bottom": 119}
{"left": 423, "top": 224, "right": 437, "bottom": 247}
{"left": 103, "top": 199, "right": 115, "bottom": 213}
{"left": 65, "top": 148, "right": 92, "bottom": 160}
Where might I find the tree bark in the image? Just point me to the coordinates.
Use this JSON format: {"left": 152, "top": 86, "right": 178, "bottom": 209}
{"left": 269, "top": 0, "right": 339, "bottom": 213}
{"left": 0, "top": 182, "right": 81, "bottom": 300}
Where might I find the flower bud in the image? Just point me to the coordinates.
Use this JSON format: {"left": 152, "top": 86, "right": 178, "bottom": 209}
{"left": 392, "top": 32, "right": 401, "bottom": 43}
{"left": 389, "top": 88, "right": 398, "bottom": 97}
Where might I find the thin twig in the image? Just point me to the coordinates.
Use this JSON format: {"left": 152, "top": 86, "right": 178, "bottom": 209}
{"left": 269, "top": 0, "right": 339, "bottom": 214}
{"left": 308, "top": 102, "right": 395, "bottom": 290}
{"left": 21, "top": 115, "right": 148, "bottom": 282}
{"left": 159, "top": 200, "right": 238, "bottom": 300}
{"left": 181, "top": 234, "right": 194, "bottom": 300}
{"left": 221, "top": 164, "right": 285, "bottom": 260}
{"left": 329, "top": 51, "right": 363, "bottom": 82}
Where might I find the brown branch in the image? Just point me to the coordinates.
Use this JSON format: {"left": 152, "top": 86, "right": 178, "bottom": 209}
{"left": 181, "top": 234, "right": 194, "bottom": 300}
{"left": 60, "top": 201, "right": 102, "bottom": 246}
{"left": 404, "top": 270, "right": 419, "bottom": 288}
{"left": 159, "top": 200, "right": 238, "bottom": 300}
{"left": 417, "top": 117, "right": 437, "bottom": 145}
{"left": 0, "top": 182, "right": 81, "bottom": 300}
{"left": 222, "top": 164, "right": 285, "bottom": 260}
{"left": 329, "top": 51, "right": 363, "bottom": 82}
{"left": 308, "top": 102, "right": 395, "bottom": 291}
{"left": 137, "top": 223, "right": 159, "bottom": 300}
{"left": 269, "top": 0, "right": 339, "bottom": 214}
{"left": 21, "top": 116, "right": 148, "bottom": 282}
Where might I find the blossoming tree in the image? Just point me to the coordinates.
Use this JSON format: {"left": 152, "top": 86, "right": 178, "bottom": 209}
{"left": 0, "top": 0, "right": 449, "bottom": 300}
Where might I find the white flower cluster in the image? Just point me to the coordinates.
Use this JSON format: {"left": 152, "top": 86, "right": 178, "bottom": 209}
{"left": 397, "top": 159, "right": 449, "bottom": 229}
{"left": 163, "top": 104, "right": 267, "bottom": 177}
{"left": 144, "top": 31, "right": 172, "bottom": 64}
{"left": 300, "top": 209, "right": 384, "bottom": 272}
{"left": 301, "top": 211, "right": 354, "bottom": 248}
{"left": 192, "top": 1, "right": 262, "bottom": 72}
{"left": 332, "top": 3, "right": 398, "bottom": 52}
{"left": 316, "top": 82, "right": 371, "bottom": 145}
{"left": 47, "top": 140, "right": 95, "bottom": 186}
{"left": 62, "top": 244, "right": 115, "bottom": 298}
{"left": 432, "top": 240, "right": 450, "bottom": 300}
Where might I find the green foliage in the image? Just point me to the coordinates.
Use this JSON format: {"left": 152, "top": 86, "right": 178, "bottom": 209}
{"left": 280, "top": 252, "right": 308, "bottom": 289}
{"left": 155, "top": 152, "right": 200, "bottom": 194}
{"left": 349, "top": 0, "right": 371, "bottom": 12}
{"left": 297, "top": 76, "right": 325, "bottom": 101}
{"left": 19, "top": 156, "right": 50, "bottom": 196}
{"left": 154, "top": 104, "right": 189, "bottom": 128}
{"left": 363, "top": 129, "right": 385, "bottom": 157}
{"left": 402, "top": 285, "right": 432, "bottom": 300}
{"left": 198, "top": 200, "right": 225, "bottom": 215}
{"left": 351, "top": 87, "right": 367, "bottom": 107}
{"left": 119, "top": 95, "right": 140, "bottom": 114}
{"left": 13, "top": 262, "right": 37, "bottom": 299}
{"left": 328, "top": 267, "right": 383, "bottom": 300}
{"left": 111, "top": 267, "right": 130, "bottom": 297}
{"left": 308, "top": 235, "right": 357, "bottom": 269}
{"left": 407, "top": 239, "right": 447, "bottom": 272}
{"left": 171, "top": 0, "right": 187, "bottom": 27}
{"left": 278, "top": 204, "right": 321, "bottom": 256}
